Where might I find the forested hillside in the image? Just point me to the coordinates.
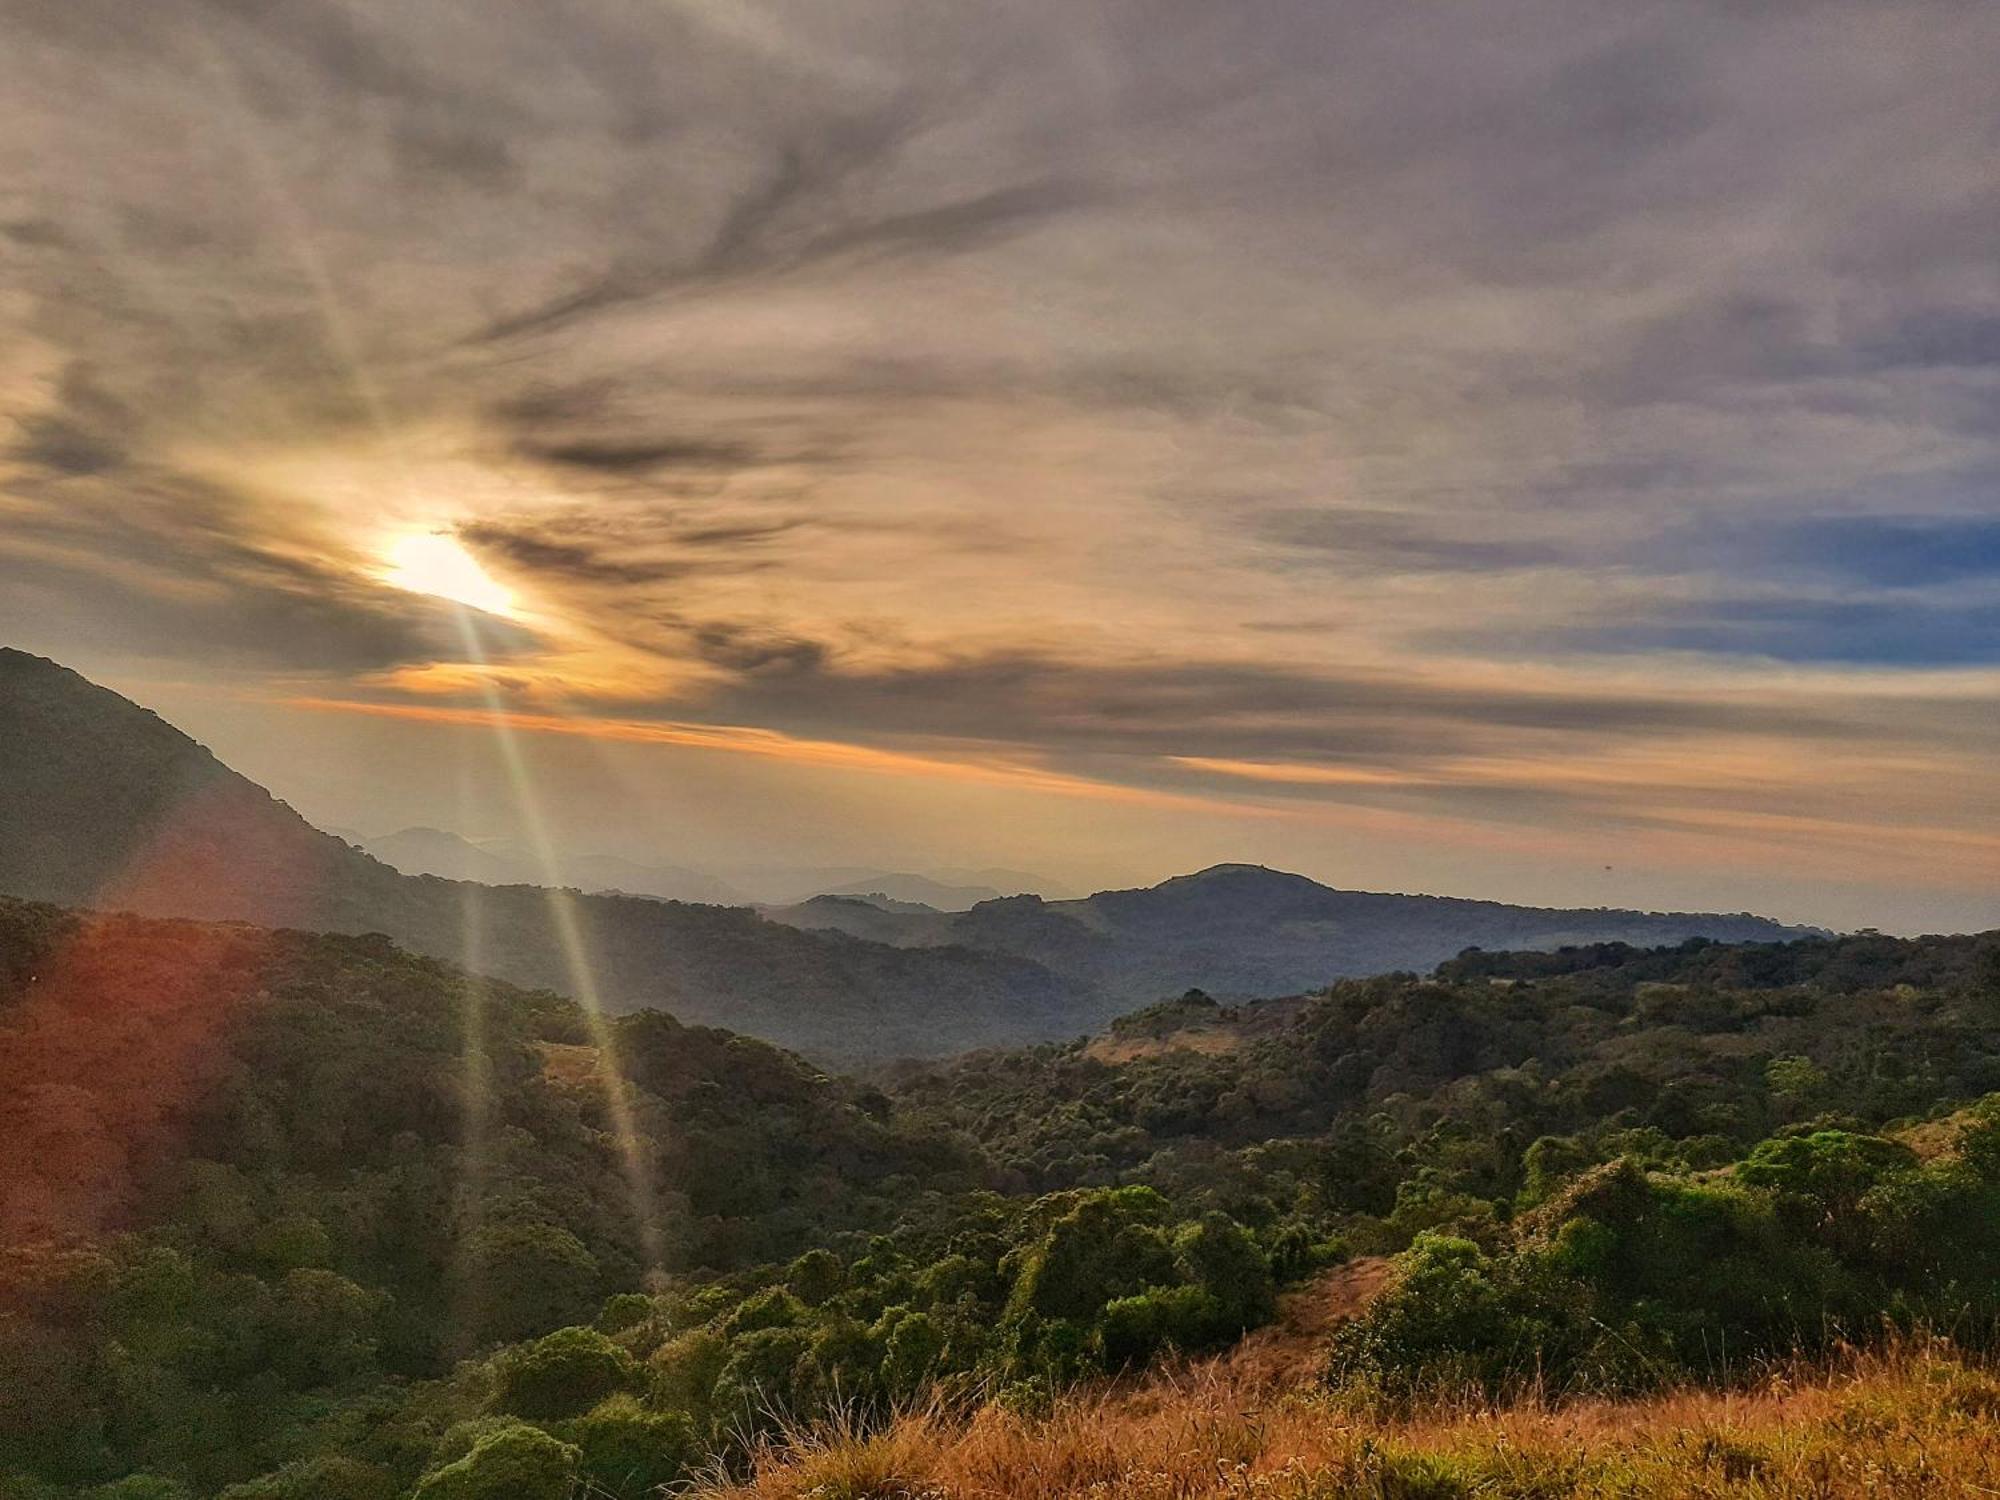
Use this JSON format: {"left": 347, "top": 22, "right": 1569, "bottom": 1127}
{"left": 0, "top": 651, "right": 1812, "bottom": 1062}
{"left": 889, "top": 931, "right": 2000, "bottom": 1199}
{"left": 6, "top": 904, "right": 2000, "bottom": 1500}
{"left": 0, "top": 649, "right": 1095, "bottom": 1061}
{"left": 0, "top": 900, "right": 1281, "bottom": 1499}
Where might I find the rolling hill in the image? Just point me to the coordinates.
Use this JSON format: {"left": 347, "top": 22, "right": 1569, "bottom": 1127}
{"left": 0, "top": 649, "right": 1092, "bottom": 1061}
{"left": 359, "top": 826, "right": 752, "bottom": 906}
{"left": 762, "top": 861, "right": 1813, "bottom": 1006}
{"left": 0, "top": 648, "right": 1811, "bottom": 1059}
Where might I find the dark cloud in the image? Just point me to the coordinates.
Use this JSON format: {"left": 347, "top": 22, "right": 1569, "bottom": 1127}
{"left": 190, "top": 0, "right": 486, "bottom": 114}
{"left": 478, "top": 168, "right": 1091, "bottom": 344}
{"left": 391, "top": 111, "right": 520, "bottom": 189}
{"left": 1253, "top": 508, "right": 1571, "bottom": 574}
{"left": 516, "top": 437, "right": 763, "bottom": 474}
{"left": 9, "top": 367, "right": 132, "bottom": 477}
{"left": 455, "top": 525, "right": 689, "bottom": 588}
{"left": 0, "top": 218, "right": 69, "bottom": 249}
{"left": 0, "top": 497, "right": 544, "bottom": 676}
{"left": 1859, "top": 311, "right": 2000, "bottom": 373}
{"left": 684, "top": 647, "right": 1864, "bottom": 767}
{"left": 688, "top": 623, "right": 831, "bottom": 677}
{"left": 1550, "top": 597, "right": 2000, "bottom": 668}
{"left": 458, "top": 511, "right": 808, "bottom": 591}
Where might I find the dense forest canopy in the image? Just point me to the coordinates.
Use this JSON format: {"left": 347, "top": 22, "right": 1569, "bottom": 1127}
{"left": 5, "top": 899, "right": 2000, "bottom": 1500}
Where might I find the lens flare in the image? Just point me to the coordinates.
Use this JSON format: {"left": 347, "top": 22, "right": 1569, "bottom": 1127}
{"left": 449, "top": 609, "right": 666, "bottom": 1278}
{"left": 447, "top": 758, "right": 497, "bottom": 1352}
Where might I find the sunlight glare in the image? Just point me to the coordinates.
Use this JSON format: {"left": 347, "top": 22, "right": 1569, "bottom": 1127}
{"left": 380, "top": 531, "right": 517, "bottom": 618}
{"left": 450, "top": 609, "right": 667, "bottom": 1278}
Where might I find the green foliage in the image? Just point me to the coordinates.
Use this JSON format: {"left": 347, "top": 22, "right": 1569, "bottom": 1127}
{"left": 785, "top": 1248, "right": 844, "bottom": 1307}
{"left": 1173, "top": 1213, "right": 1274, "bottom": 1332}
{"left": 560, "top": 1395, "right": 694, "bottom": 1498}
{"left": 216, "top": 1456, "right": 394, "bottom": 1500}
{"left": 8, "top": 895, "right": 2000, "bottom": 1500}
{"left": 1006, "top": 1188, "right": 1177, "bottom": 1323}
{"left": 648, "top": 1329, "right": 729, "bottom": 1416}
{"left": 461, "top": 1224, "right": 601, "bottom": 1346}
{"left": 492, "top": 1327, "right": 638, "bottom": 1421}
{"left": 1738, "top": 1131, "right": 1917, "bottom": 1228}
{"left": 1332, "top": 1113, "right": 2000, "bottom": 1400}
{"left": 409, "top": 1426, "right": 577, "bottom": 1500}
{"left": 720, "top": 1287, "right": 806, "bottom": 1339}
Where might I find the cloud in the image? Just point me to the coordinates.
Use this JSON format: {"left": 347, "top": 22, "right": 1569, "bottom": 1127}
{"left": 1558, "top": 597, "right": 2000, "bottom": 668}
{"left": 0, "top": 462, "right": 545, "bottom": 675}
{"left": 4, "top": 0, "right": 2000, "bottom": 919}
{"left": 280, "top": 692, "right": 1259, "bottom": 816}
{"left": 7, "top": 366, "right": 132, "bottom": 477}
{"left": 1252, "top": 508, "right": 1573, "bottom": 575}
{"left": 516, "top": 437, "right": 764, "bottom": 475}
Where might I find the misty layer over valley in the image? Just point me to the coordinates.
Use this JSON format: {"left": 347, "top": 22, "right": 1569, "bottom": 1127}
{"left": 0, "top": 652, "right": 1809, "bottom": 1061}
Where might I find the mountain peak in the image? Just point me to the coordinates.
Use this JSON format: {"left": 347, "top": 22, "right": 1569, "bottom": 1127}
{"left": 1166, "top": 863, "right": 1330, "bottom": 893}
{"left": 0, "top": 646, "right": 80, "bottom": 677}
{"left": 1183, "top": 862, "right": 1310, "bottom": 882}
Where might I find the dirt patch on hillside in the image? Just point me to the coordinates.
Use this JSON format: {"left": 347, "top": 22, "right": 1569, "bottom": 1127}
{"left": 1217, "top": 1255, "right": 1394, "bottom": 1390}
{"left": 535, "top": 1039, "right": 606, "bottom": 1088}
{"left": 1084, "top": 1029, "right": 1244, "bottom": 1065}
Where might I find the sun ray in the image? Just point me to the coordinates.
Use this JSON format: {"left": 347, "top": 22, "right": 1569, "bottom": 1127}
{"left": 447, "top": 753, "right": 497, "bottom": 1353}
{"left": 448, "top": 609, "right": 667, "bottom": 1278}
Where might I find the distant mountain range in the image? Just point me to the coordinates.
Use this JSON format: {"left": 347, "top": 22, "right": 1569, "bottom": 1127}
{"left": 352, "top": 829, "right": 1055, "bottom": 911}
{"left": 0, "top": 648, "right": 1818, "bottom": 1059}
{"left": 355, "top": 826, "right": 753, "bottom": 905}
{"left": 759, "top": 864, "right": 1818, "bottom": 1009}
{"left": 0, "top": 650, "right": 1085, "bottom": 1061}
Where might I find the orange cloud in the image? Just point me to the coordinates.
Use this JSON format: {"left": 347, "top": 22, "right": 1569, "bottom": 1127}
{"left": 1168, "top": 756, "right": 1419, "bottom": 788}
{"left": 279, "top": 694, "right": 1267, "bottom": 816}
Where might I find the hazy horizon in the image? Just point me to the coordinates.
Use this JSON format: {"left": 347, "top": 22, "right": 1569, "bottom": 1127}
{"left": 5, "top": 2, "right": 1998, "bottom": 936}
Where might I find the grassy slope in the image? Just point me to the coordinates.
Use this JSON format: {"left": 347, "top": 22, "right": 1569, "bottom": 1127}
{"left": 698, "top": 1096, "right": 2000, "bottom": 1500}
{"left": 696, "top": 1339, "right": 2000, "bottom": 1499}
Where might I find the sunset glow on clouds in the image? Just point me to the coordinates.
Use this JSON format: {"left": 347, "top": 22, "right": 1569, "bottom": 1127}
{"left": 2, "top": 0, "right": 1997, "bottom": 930}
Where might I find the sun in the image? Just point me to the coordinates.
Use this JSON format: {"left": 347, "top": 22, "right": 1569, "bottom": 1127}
{"left": 379, "top": 531, "right": 517, "bottom": 617}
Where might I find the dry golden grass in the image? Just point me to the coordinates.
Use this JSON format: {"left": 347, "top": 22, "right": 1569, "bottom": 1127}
{"left": 1082, "top": 1030, "right": 1245, "bottom": 1065}
{"left": 691, "top": 1341, "right": 2000, "bottom": 1499}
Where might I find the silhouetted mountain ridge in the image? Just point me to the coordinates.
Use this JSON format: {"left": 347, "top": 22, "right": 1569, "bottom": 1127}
{"left": 762, "top": 859, "right": 1816, "bottom": 1005}
{"left": 0, "top": 650, "right": 1092, "bottom": 1061}
{"left": 0, "top": 649, "right": 1815, "bottom": 1056}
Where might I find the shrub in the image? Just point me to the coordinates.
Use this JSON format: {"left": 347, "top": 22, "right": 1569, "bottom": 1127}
{"left": 1005, "top": 1189, "right": 1176, "bottom": 1323}
{"left": 711, "top": 1326, "right": 814, "bottom": 1428}
{"left": 721, "top": 1286, "right": 807, "bottom": 1339}
{"left": 493, "top": 1326, "right": 638, "bottom": 1420}
{"left": 562, "top": 1394, "right": 695, "bottom": 1498}
{"left": 1175, "top": 1212, "right": 1274, "bottom": 1334}
{"left": 217, "top": 1456, "right": 394, "bottom": 1500}
{"left": 649, "top": 1327, "right": 729, "bottom": 1417}
{"left": 786, "top": 1248, "right": 845, "bottom": 1307}
{"left": 410, "top": 1426, "right": 578, "bottom": 1500}
{"left": 596, "top": 1292, "right": 654, "bottom": 1335}
{"left": 881, "top": 1310, "right": 946, "bottom": 1392}
{"left": 458, "top": 1223, "right": 601, "bottom": 1344}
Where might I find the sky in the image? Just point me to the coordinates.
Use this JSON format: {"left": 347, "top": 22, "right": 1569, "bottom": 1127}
{"left": 1, "top": 0, "right": 1997, "bottom": 932}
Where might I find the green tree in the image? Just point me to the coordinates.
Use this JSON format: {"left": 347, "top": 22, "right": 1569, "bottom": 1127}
{"left": 459, "top": 1223, "right": 601, "bottom": 1345}
{"left": 411, "top": 1426, "right": 578, "bottom": 1500}
{"left": 493, "top": 1326, "right": 638, "bottom": 1421}
{"left": 563, "top": 1395, "right": 694, "bottom": 1498}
